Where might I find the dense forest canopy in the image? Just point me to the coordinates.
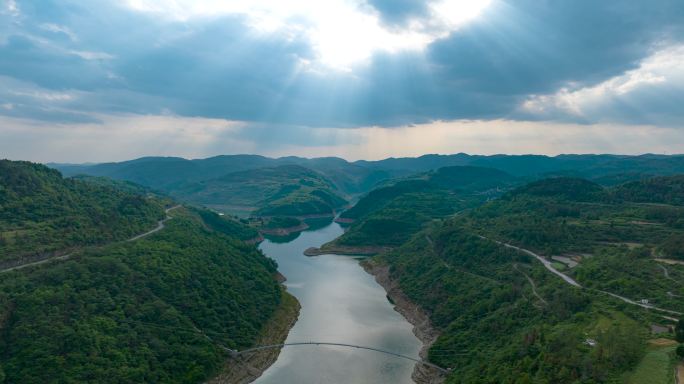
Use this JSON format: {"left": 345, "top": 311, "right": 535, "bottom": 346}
{"left": 0, "top": 160, "right": 286, "bottom": 383}
{"left": 158, "top": 165, "right": 349, "bottom": 218}
{"left": 53, "top": 154, "right": 684, "bottom": 217}
{"left": 357, "top": 173, "right": 684, "bottom": 383}
{"left": 0, "top": 160, "right": 165, "bottom": 264}
{"left": 327, "top": 166, "right": 514, "bottom": 250}
{"left": 4, "top": 157, "right": 684, "bottom": 383}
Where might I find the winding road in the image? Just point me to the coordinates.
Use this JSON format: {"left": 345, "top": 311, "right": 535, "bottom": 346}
{"left": 514, "top": 264, "right": 548, "bottom": 305}
{"left": 478, "top": 235, "right": 683, "bottom": 316}
{"left": 126, "top": 205, "right": 181, "bottom": 242}
{"left": 0, "top": 205, "right": 181, "bottom": 274}
{"left": 487, "top": 237, "right": 582, "bottom": 288}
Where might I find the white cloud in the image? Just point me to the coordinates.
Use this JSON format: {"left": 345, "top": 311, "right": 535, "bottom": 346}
{"left": 0, "top": 114, "right": 249, "bottom": 163}
{"left": 267, "top": 120, "right": 684, "bottom": 160}
{"left": 40, "top": 23, "right": 78, "bottom": 41}
{"left": 70, "top": 50, "right": 115, "bottom": 60}
{"left": 2, "top": 0, "right": 19, "bottom": 17}
{"left": 521, "top": 45, "right": 684, "bottom": 122}
{"left": 122, "top": 0, "right": 492, "bottom": 70}
{"left": 1, "top": 114, "right": 682, "bottom": 163}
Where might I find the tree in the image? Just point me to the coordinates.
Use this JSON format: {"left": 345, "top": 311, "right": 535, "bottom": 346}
{"left": 676, "top": 319, "right": 684, "bottom": 343}
{"left": 677, "top": 344, "right": 684, "bottom": 359}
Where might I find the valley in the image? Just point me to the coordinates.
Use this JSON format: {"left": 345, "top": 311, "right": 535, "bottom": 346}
{"left": 2, "top": 154, "right": 684, "bottom": 383}
{"left": 5, "top": 2, "right": 684, "bottom": 382}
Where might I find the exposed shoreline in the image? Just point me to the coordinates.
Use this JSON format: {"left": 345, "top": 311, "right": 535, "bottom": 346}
{"left": 259, "top": 223, "right": 309, "bottom": 237}
{"left": 361, "top": 261, "right": 446, "bottom": 384}
{"left": 334, "top": 217, "right": 355, "bottom": 224}
{"left": 244, "top": 234, "right": 265, "bottom": 245}
{"left": 303, "top": 244, "right": 390, "bottom": 256}
{"left": 208, "top": 290, "right": 301, "bottom": 384}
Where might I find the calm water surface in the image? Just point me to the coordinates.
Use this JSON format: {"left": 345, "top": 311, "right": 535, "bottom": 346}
{"left": 254, "top": 222, "right": 422, "bottom": 384}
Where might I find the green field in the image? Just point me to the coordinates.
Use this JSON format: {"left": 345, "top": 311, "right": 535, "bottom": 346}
{"left": 625, "top": 344, "right": 677, "bottom": 384}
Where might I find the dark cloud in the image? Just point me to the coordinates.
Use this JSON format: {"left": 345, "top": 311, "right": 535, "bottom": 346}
{"left": 427, "top": 0, "right": 684, "bottom": 95}
{"left": 0, "top": 0, "right": 682, "bottom": 129}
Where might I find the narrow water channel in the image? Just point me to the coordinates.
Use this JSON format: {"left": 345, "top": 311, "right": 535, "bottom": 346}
{"left": 254, "top": 222, "right": 422, "bottom": 384}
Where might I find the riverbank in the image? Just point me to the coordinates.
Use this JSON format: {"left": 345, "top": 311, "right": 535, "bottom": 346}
{"left": 244, "top": 234, "right": 265, "bottom": 245}
{"left": 334, "top": 217, "right": 355, "bottom": 224}
{"left": 303, "top": 244, "right": 390, "bottom": 256}
{"left": 362, "top": 260, "right": 446, "bottom": 384}
{"left": 259, "top": 223, "right": 309, "bottom": 237}
{"left": 208, "top": 291, "right": 300, "bottom": 384}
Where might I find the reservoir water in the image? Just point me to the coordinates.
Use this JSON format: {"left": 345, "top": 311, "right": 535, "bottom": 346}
{"left": 254, "top": 222, "right": 422, "bottom": 384}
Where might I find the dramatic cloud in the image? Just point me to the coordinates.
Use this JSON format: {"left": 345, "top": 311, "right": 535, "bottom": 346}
{"left": 521, "top": 45, "right": 684, "bottom": 126}
{"left": 2, "top": 115, "right": 682, "bottom": 163}
{"left": 0, "top": 0, "right": 683, "bottom": 161}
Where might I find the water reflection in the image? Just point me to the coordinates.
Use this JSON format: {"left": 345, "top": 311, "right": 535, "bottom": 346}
{"left": 254, "top": 223, "right": 421, "bottom": 384}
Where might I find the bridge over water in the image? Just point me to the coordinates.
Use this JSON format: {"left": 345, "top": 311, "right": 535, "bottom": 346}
{"left": 227, "top": 342, "right": 451, "bottom": 374}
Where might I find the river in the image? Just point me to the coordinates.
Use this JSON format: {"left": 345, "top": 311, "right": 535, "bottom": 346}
{"left": 253, "top": 222, "right": 422, "bottom": 384}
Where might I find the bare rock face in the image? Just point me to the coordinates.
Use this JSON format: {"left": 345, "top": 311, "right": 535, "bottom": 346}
{"left": 303, "top": 245, "right": 389, "bottom": 256}
{"left": 363, "top": 262, "right": 446, "bottom": 384}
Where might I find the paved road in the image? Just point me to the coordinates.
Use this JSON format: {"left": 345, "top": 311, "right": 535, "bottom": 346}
{"left": 126, "top": 205, "right": 180, "bottom": 242}
{"left": 479, "top": 235, "right": 582, "bottom": 287}
{"left": 598, "top": 290, "right": 682, "bottom": 316}
{"left": 479, "top": 235, "right": 683, "bottom": 316}
{"left": 1, "top": 205, "right": 181, "bottom": 274}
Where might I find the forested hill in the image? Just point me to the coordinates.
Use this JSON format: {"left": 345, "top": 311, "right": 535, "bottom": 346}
{"left": 0, "top": 160, "right": 166, "bottom": 266}
{"left": 505, "top": 177, "right": 606, "bottom": 202}
{"left": 339, "top": 165, "right": 512, "bottom": 222}
{"left": 368, "top": 174, "right": 684, "bottom": 383}
{"left": 52, "top": 153, "right": 684, "bottom": 203}
{"left": 0, "top": 207, "right": 285, "bottom": 383}
{"left": 355, "top": 153, "right": 684, "bottom": 179}
{"left": 610, "top": 174, "right": 684, "bottom": 205}
{"left": 53, "top": 155, "right": 390, "bottom": 197}
{"left": 172, "top": 164, "right": 349, "bottom": 217}
{"left": 0, "top": 160, "right": 288, "bottom": 382}
{"left": 319, "top": 166, "right": 513, "bottom": 251}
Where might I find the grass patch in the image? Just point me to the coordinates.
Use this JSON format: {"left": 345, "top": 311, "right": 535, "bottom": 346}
{"left": 551, "top": 261, "right": 567, "bottom": 271}
{"left": 624, "top": 344, "right": 676, "bottom": 384}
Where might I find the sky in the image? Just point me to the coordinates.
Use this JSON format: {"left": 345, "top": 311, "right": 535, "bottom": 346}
{"left": 1, "top": 0, "right": 683, "bottom": 162}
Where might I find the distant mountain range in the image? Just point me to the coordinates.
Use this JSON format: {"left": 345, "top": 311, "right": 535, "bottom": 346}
{"left": 50, "top": 153, "right": 684, "bottom": 217}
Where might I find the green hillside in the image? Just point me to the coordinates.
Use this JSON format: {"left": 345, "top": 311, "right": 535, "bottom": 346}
{"left": 469, "top": 176, "right": 684, "bottom": 259}
{"left": 0, "top": 160, "right": 165, "bottom": 265}
{"left": 325, "top": 166, "right": 513, "bottom": 250}
{"left": 427, "top": 165, "right": 513, "bottom": 191}
{"left": 339, "top": 179, "right": 435, "bottom": 221}
{"left": 334, "top": 190, "right": 465, "bottom": 248}
{"left": 611, "top": 175, "right": 684, "bottom": 205}
{"left": 0, "top": 162, "right": 288, "bottom": 382}
{"left": 53, "top": 154, "right": 684, "bottom": 205}
{"left": 363, "top": 175, "right": 684, "bottom": 383}
{"left": 0, "top": 208, "right": 284, "bottom": 383}
{"left": 191, "top": 208, "right": 259, "bottom": 241}
{"left": 373, "top": 223, "right": 651, "bottom": 383}
{"left": 507, "top": 177, "right": 606, "bottom": 202}
{"left": 173, "top": 165, "right": 348, "bottom": 217}
{"left": 356, "top": 153, "right": 684, "bottom": 179}
{"left": 339, "top": 166, "right": 512, "bottom": 221}
{"left": 54, "top": 155, "right": 391, "bottom": 197}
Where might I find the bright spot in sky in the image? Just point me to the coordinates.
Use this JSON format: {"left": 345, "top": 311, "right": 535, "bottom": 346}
{"left": 124, "top": 0, "right": 492, "bottom": 69}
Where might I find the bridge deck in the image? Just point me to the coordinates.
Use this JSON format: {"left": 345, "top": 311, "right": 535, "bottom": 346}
{"left": 232, "top": 341, "right": 450, "bottom": 374}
